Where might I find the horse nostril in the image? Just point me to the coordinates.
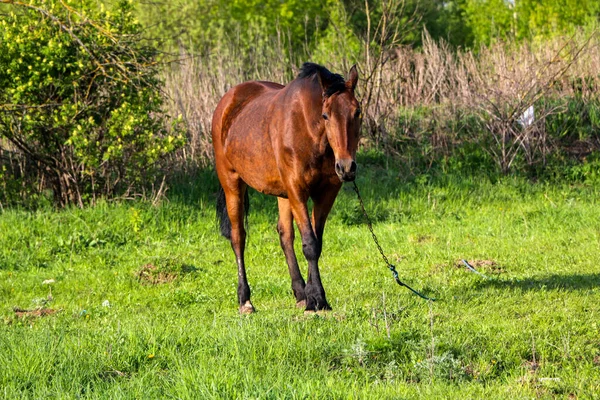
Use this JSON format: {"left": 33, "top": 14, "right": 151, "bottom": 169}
{"left": 335, "top": 162, "right": 343, "bottom": 176}
{"left": 349, "top": 161, "right": 357, "bottom": 173}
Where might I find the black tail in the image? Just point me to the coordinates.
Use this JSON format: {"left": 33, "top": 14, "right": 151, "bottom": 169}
{"left": 216, "top": 184, "right": 249, "bottom": 240}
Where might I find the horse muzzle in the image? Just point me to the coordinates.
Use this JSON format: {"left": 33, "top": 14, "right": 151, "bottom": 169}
{"left": 335, "top": 159, "right": 357, "bottom": 182}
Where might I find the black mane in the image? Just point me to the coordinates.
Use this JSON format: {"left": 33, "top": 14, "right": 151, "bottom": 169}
{"left": 297, "top": 62, "right": 346, "bottom": 97}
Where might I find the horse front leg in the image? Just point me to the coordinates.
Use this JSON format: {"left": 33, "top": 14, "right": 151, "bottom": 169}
{"left": 223, "top": 180, "right": 254, "bottom": 314}
{"left": 277, "top": 198, "right": 306, "bottom": 307}
{"left": 311, "top": 186, "right": 341, "bottom": 257}
{"left": 288, "top": 195, "right": 331, "bottom": 312}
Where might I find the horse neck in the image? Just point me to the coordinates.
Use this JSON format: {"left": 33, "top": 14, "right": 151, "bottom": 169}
{"left": 291, "top": 77, "right": 327, "bottom": 148}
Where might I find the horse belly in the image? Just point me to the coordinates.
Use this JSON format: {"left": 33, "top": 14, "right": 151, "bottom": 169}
{"left": 224, "top": 122, "right": 287, "bottom": 198}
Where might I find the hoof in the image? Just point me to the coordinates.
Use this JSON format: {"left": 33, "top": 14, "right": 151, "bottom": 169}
{"left": 304, "top": 300, "right": 332, "bottom": 313}
{"left": 296, "top": 300, "right": 307, "bottom": 309}
{"left": 304, "top": 284, "right": 330, "bottom": 312}
{"left": 239, "top": 301, "right": 255, "bottom": 314}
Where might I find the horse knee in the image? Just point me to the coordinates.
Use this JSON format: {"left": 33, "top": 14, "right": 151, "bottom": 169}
{"left": 302, "top": 236, "right": 321, "bottom": 262}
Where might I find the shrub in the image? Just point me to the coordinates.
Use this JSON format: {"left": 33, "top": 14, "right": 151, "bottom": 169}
{"left": 0, "top": 0, "right": 184, "bottom": 207}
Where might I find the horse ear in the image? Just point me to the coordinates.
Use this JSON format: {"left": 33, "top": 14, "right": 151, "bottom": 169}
{"left": 346, "top": 65, "right": 358, "bottom": 91}
{"left": 315, "top": 70, "right": 332, "bottom": 98}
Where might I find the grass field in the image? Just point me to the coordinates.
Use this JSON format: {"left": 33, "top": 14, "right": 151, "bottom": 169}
{"left": 1, "top": 160, "right": 600, "bottom": 399}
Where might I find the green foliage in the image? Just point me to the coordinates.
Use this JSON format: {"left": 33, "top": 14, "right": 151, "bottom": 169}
{"left": 462, "top": 0, "right": 515, "bottom": 45}
{"left": 342, "top": 0, "right": 474, "bottom": 48}
{"left": 345, "top": 0, "right": 599, "bottom": 48}
{"left": 544, "top": 97, "right": 600, "bottom": 141}
{"left": 459, "top": 0, "right": 600, "bottom": 46}
{"left": 0, "top": 0, "right": 184, "bottom": 206}
{"left": 515, "top": 0, "right": 599, "bottom": 40}
{"left": 425, "top": 0, "right": 475, "bottom": 47}
{"left": 312, "top": 0, "right": 362, "bottom": 65}
{"left": 133, "top": 0, "right": 461, "bottom": 60}
{"left": 133, "top": 0, "right": 599, "bottom": 54}
{"left": 136, "top": 0, "right": 329, "bottom": 56}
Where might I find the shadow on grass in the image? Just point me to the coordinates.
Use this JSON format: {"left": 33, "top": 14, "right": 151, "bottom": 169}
{"left": 165, "top": 157, "right": 433, "bottom": 211}
{"left": 166, "top": 152, "right": 413, "bottom": 204}
{"left": 474, "top": 273, "right": 600, "bottom": 292}
{"left": 165, "top": 150, "right": 509, "bottom": 221}
{"left": 166, "top": 167, "right": 280, "bottom": 217}
{"left": 167, "top": 167, "right": 220, "bottom": 207}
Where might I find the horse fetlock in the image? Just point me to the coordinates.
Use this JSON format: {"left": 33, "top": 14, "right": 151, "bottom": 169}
{"left": 292, "top": 282, "right": 306, "bottom": 303}
{"left": 237, "top": 283, "right": 251, "bottom": 304}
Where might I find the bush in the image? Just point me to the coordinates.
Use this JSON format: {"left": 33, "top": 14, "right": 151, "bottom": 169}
{"left": 0, "top": 0, "right": 184, "bottom": 207}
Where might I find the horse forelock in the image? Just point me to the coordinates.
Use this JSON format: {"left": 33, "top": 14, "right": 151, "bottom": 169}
{"left": 297, "top": 62, "right": 346, "bottom": 98}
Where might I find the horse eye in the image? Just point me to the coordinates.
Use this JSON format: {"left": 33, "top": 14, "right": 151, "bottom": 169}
{"left": 322, "top": 113, "right": 329, "bottom": 120}
{"left": 355, "top": 109, "right": 361, "bottom": 118}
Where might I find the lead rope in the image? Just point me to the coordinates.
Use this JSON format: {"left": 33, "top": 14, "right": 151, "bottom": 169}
{"left": 352, "top": 181, "right": 435, "bottom": 301}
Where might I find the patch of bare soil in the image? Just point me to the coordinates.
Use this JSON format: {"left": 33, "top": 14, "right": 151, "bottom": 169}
{"left": 136, "top": 263, "right": 177, "bottom": 285}
{"left": 98, "top": 370, "right": 129, "bottom": 381}
{"left": 13, "top": 307, "right": 57, "bottom": 318}
{"left": 564, "top": 139, "right": 600, "bottom": 160}
{"left": 522, "top": 360, "right": 540, "bottom": 373}
{"left": 456, "top": 259, "right": 505, "bottom": 273}
{"left": 409, "top": 234, "right": 435, "bottom": 244}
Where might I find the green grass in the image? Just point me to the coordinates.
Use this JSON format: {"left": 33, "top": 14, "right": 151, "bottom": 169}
{"left": 1, "top": 165, "right": 600, "bottom": 399}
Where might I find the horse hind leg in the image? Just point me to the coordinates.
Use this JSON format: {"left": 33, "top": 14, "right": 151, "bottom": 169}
{"left": 220, "top": 179, "right": 254, "bottom": 314}
{"left": 277, "top": 198, "right": 306, "bottom": 307}
{"left": 216, "top": 184, "right": 250, "bottom": 239}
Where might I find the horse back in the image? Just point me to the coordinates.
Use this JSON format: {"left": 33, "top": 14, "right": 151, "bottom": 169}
{"left": 212, "top": 81, "right": 282, "bottom": 146}
{"left": 212, "top": 80, "right": 288, "bottom": 196}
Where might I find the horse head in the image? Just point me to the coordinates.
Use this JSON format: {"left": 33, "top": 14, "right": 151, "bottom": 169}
{"left": 317, "top": 65, "right": 362, "bottom": 182}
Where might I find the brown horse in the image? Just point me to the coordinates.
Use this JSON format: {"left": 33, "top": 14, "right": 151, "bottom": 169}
{"left": 212, "top": 63, "right": 361, "bottom": 313}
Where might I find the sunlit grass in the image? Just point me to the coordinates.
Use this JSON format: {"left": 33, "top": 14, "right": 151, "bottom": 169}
{"left": 1, "top": 166, "right": 599, "bottom": 398}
